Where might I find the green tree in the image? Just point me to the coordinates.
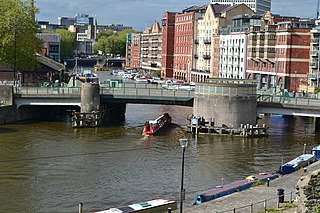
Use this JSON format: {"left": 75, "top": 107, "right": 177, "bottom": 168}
{"left": 54, "top": 29, "right": 76, "bottom": 59}
{"left": 0, "top": 0, "right": 42, "bottom": 70}
{"left": 94, "top": 29, "right": 134, "bottom": 56}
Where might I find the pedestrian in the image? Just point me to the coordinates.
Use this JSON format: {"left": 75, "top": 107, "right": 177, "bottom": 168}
{"left": 302, "top": 90, "right": 306, "bottom": 97}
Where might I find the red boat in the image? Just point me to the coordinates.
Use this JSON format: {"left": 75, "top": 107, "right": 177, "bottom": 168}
{"left": 142, "top": 113, "right": 172, "bottom": 136}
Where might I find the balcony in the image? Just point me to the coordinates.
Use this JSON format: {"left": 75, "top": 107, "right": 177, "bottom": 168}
{"left": 310, "top": 62, "right": 318, "bottom": 68}
{"left": 311, "top": 38, "right": 319, "bottom": 44}
{"left": 203, "top": 38, "right": 211, "bottom": 44}
{"left": 310, "top": 50, "right": 319, "bottom": 56}
{"left": 191, "top": 69, "right": 210, "bottom": 73}
{"left": 194, "top": 54, "right": 199, "bottom": 59}
{"left": 194, "top": 39, "right": 199, "bottom": 44}
{"left": 203, "top": 54, "right": 211, "bottom": 59}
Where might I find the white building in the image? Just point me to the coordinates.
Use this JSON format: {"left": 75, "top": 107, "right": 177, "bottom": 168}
{"left": 210, "top": 0, "right": 271, "bottom": 15}
{"left": 219, "top": 32, "right": 247, "bottom": 79}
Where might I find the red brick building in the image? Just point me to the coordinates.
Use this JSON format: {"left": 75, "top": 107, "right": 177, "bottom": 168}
{"left": 275, "top": 20, "right": 313, "bottom": 92}
{"left": 126, "top": 33, "right": 141, "bottom": 69}
{"left": 161, "top": 12, "right": 176, "bottom": 79}
{"left": 172, "top": 6, "right": 207, "bottom": 82}
{"left": 246, "top": 12, "right": 311, "bottom": 92}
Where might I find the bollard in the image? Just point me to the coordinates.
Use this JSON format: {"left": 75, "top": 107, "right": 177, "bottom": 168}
{"left": 250, "top": 203, "right": 253, "bottom": 213}
{"left": 277, "top": 188, "right": 285, "bottom": 203}
{"left": 78, "top": 203, "right": 83, "bottom": 213}
{"left": 167, "top": 207, "right": 172, "bottom": 213}
{"left": 267, "top": 177, "right": 270, "bottom": 187}
{"left": 264, "top": 199, "right": 267, "bottom": 212}
{"left": 304, "top": 167, "right": 307, "bottom": 173}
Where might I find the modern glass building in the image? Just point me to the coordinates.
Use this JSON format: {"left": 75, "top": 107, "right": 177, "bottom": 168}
{"left": 210, "top": 0, "right": 271, "bottom": 15}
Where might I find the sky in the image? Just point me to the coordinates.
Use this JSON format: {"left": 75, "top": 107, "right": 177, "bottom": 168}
{"left": 35, "top": 0, "right": 319, "bottom": 31}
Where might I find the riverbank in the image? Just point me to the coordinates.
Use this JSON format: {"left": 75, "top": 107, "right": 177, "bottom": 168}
{"left": 177, "top": 160, "right": 320, "bottom": 213}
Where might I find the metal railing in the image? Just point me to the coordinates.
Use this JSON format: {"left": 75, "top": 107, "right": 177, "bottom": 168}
{"left": 14, "top": 87, "right": 81, "bottom": 95}
{"left": 216, "top": 191, "right": 296, "bottom": 213}
{"left": 12, "top": 83, "right": 320, "bottom": 108}
{"left": 13, "top": 83, "right": 194, "bottom": 102}
{"left": 257, "top": 94, "right": 320, "bottom": 108}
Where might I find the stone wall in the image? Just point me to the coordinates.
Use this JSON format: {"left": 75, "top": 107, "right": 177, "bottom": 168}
{"left": 296, "top": 169, "right": 320, "bottom": 213}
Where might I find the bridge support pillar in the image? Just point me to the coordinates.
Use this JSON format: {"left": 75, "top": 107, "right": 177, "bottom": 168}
{"left": 315, "top": 117, "right": 320, "bottom": 132}
{"left": 193, "top": 79, "right": 258, "bottom": 128}
{"left": 72, "top": 83, "right": 101, "bottom": 127}
{"left": 81, "top": 83, "right": 100, "bottom": 113}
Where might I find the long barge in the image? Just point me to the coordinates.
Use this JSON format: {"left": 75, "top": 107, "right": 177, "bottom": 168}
{"left": 91, "top": 198, "right": 177, "bottom": 213}
{"left": 142, "top": 113, "right": 172, "bottom": 136}
{"left": 278, "top": 154, "right": 316, "bottom": 175}
{"left": 194, "top": 173, "right": 278, "bottom": 205}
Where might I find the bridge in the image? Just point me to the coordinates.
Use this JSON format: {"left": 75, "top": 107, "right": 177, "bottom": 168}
{"left": 13, "top": 82, "right": 194, "bottom": 108}
{"left": 11, "top": 82, "right": 320, "bottom": 118}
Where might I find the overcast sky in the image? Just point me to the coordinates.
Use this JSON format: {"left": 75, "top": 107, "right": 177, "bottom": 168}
{"left": 35, "top": 0, "right": 319, "bottom": 31}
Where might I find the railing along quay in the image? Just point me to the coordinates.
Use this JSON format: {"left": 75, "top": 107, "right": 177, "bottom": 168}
{"left": 257, "top": 94, "right": 320, "bottom": 108}
{"left": 13, "top": 83, "right": 194, "bottom": 102}
{"left": 12, "top": 83, "right": 320, "bottom": 108}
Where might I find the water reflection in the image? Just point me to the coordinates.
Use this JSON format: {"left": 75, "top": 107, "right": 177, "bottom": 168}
{"left": 0, "top": 104, "right": 319, "bottom": 212}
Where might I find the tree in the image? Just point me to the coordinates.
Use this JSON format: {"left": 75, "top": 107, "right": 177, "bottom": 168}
{"left": 94, "top": 29, "right": 134, "bottom": 56}
{"left": 54, "top": 29, "right": 76, "bottom": 59}
{"left": 0, "top": 0, "right": 42, "bottom": 71}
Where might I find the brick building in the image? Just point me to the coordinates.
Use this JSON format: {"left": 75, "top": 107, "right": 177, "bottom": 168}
{"left": 141, "top": 21, "right": 162, "bottom": 72}
{"left": 161, "top": 12, "right": 177, "bottom": 79}
{"left": 275, "top": 20, "right": 314, "bottom": 92}
{"left": 246, "top": 12, "right": 310, "bottom": 92}
{"left": 126, "top": 33, "right": 141, "bottom": 69}
{"left": 172, "top": 5, "right": 207, "bottom": 82}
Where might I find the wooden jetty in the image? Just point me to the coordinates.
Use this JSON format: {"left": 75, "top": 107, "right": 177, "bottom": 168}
{"left": 187, "top": 117, "right": 268, "bottom": 138}
{"left": 72, "top": 111, "right": 100, "bottom": 128}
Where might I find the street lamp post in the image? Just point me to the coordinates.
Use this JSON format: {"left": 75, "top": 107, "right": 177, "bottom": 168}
{"left": 179, "top": 138, "right": 189, "bottom": 213}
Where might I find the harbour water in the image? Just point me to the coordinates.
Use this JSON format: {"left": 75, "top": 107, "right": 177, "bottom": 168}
{"left": 0, "top": 103, "right": 319, "bottom": 213}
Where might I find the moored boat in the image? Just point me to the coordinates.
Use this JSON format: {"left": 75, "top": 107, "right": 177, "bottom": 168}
{"left": 278, "top": 154, "right": 316, "bottom": 175}
{"left": 91, "top": 198, "right": 177, "bottom": 213}
{"left": 193, "top": 173, "right": 278, "bottom": 205}
{"left": 142, "top": 113, "right": 172, "bottom": 136}
{"left": 312, "top": 145, "right": 320, "bottom": 160}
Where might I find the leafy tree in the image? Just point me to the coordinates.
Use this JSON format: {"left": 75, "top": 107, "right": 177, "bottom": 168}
{"left": 0, "top": 0, "right": 42, "bottom": 70}
{"left": 94, "top": 29, "right": 134, "bottom": 56}
{"left": 54, "top": 29, "right": 76, "bottom": 59}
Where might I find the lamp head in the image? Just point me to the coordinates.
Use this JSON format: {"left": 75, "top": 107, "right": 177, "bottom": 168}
{"left": 179, "top": 138, "right": 189, "bottom": 148}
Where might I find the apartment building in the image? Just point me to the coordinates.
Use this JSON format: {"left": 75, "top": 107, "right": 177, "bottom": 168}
{"left": 247, "top": 12, "right": 313, "bottom": 91}
{"left": 171, "top": 5, "right": 207, "bottom": 82}
{"left": 309, "top": 18, "right": 320, "bottom": 90}
{"left": 219, "top": 32, "right": 247, "bottom": 79}
{"left": 194, "top": 3, "right": 254, "bottom": 82}
{"left": 210, "top": 0, "right": 271, "bottom": 15}
{"left": 140, "top": 21, "right": 162, "bottom": 72}
{"left": 275, "top": 20, "right": 314, "bottom": 92}
{"left": 126, "top": 33, "right": 141, "bottom": 69}
{"left": 217, "top": 15, "right": 261, "bottom": 79}
{"left": 161, "top": 12, "right": 177, "bottom": 79}
{"left": 36, "top": 33, "right": 61, "bottom": 62}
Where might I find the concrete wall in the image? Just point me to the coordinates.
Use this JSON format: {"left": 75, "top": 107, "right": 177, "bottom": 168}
{"left": 296, "top": 169, "right": 320, "bottom": 213}
{"left": 194, "top": 94, "right": 257, "bottom": 127}
{"left": 193, "top": 79, "right": 257, "bottom": 127}
{"left": 81, "top": 83, "right": 100, "bottom": 113}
